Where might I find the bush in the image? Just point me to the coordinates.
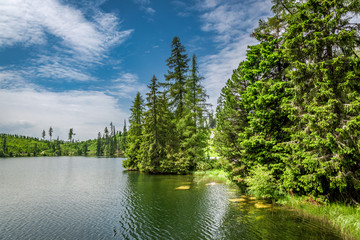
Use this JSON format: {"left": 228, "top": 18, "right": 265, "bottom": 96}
{"left": 245, "top": 164, "right": 284, "bottom": 199}
{"left": 196, "top": 161, "right": 212, "bottom": 171}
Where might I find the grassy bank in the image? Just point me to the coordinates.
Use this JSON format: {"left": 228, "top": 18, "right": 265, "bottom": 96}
{"left": 193, "top": 169, "right": 233, "bottom": 185}
{"left": 277, "top": 196, "right": 360, "bottom": 240}
{"left": 198, "top": 167, "right": 360, "bottom": 240}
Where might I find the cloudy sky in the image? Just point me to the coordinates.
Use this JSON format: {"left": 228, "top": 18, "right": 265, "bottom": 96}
{"left": 0, "top": 0, "right": 273, "bottom": 140}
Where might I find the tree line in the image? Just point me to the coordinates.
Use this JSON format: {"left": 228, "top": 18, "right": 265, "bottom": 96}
{"left": 215, "top": 0, "right": 360, "bottom": 203}
{"left": 123, "top": 36, "right": 213, "bottom": 174}
{"left": 0, "top": 122, "right": 128, "bottom": 157}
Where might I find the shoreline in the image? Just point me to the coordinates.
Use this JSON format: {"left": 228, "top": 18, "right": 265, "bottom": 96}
{"left": 197, "top": 169, "right": 360, "bottom": 240}
{"left": 278, "top": 196, "right": 360, "bottom": 240}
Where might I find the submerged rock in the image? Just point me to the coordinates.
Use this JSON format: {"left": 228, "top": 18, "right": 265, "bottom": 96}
{"left": 175, "top": 186, "right": 190, "bottom": 190}
{"left": 205, "top": 182, "right": 217, "bottom": 186}
{"left": 229, "top": 198, "right": 247, "bottom": 203}
{"left": 254, "top": 203, "right": 272, "bottom": 209}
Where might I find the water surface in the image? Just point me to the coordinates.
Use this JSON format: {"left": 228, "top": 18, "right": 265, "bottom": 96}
{"left": 0, "top": 157, "right": 342, "bottom": 239}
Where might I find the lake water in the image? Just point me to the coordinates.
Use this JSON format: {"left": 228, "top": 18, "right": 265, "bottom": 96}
{"left": 0, "top": 157, "right": 342, "bottom": 239}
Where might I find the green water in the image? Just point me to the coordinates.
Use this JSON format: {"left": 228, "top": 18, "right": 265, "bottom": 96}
{"left": 0, "top": 157, "right": 342, "bottom": 239}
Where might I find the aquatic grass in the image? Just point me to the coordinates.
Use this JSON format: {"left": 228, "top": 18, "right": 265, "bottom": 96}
{"left": 278, "top": 195, "right": 360, "bottom": 240}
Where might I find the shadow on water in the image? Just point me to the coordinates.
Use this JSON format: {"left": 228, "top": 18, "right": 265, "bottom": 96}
{"left": 113, "top": 171, "right": 342, "bottom": 240}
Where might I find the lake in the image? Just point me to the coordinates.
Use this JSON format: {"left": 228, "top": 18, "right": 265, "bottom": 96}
{"left": 0, "top": 157, "right": 342, "bottom": 239}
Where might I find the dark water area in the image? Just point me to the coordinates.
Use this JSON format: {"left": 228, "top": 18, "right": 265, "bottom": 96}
{"left": 0, "top": 157, "right": 342, "bottom": 239}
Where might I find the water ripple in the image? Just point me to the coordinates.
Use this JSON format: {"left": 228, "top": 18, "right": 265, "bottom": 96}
{"left": 0, "top": 157, "right": 343, "bottom": 240}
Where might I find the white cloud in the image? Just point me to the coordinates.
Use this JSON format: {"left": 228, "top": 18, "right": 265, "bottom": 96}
{"left": 0, "top": 67, "right": 135, "bottom": 140}
{"left": 0, "top": 69, "right": 28, "bottom": 88}
{"left": 133, "top": 0, "right": 156, "bottom": 15}
{"left": 35, "top": 55, "right": 97, "bottom": 82}
{"left": 110, "top": 72, "right": 147, "bottom": 99}
{"left": 200, "top": 35, "right": 258, "bottom": 106}
{"left": 0, "top": 87, "right": 127, "bottom": 140}
{"left": 133, "top": 0, "right": 151, "bottom": 4}
{"left": 197, "top": 0, "right": 273, "bottom": 107}
{"left": 0, "top": 0, "right": 132, "bottom": 60}
{"left": 113, "top": 73, "right": 139, "bottom": 84}
{"left": 145, "top": 7, "right": 155, "bottom": 15}
{"left": 0, "top": 0, "right": 133, "bottom": 83}
{"left": 202, "top": 0, "right": 219, "bottom": 9}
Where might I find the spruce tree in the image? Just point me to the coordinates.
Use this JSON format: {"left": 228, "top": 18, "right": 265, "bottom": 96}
{"left": 239, "top": 35, "right": 291, "bottom": 197}
{"left": 109, "top": 122, "right": 116, "bottom": 156}
{"left": 120, "top": 120, "right": 127, "bottom": 153}
{"left": 214, "top": 0, "right": 360, "bottom": 202}
{"left": 181, "top": 54, "right": 210, "bottom": 170}
{"left": 186, "top": 54, "right": 209, "bottom": 127}
{"left": 49, "top": 127, "right": 53, "bottom": 141}
{"left": 164, "top": 36, "right": 189, "bottom": 119}
{"left": 156, "top": 92, "right": 178, "bottom": 172}
{"left": 68, "top": 128, "right": 75, "bottom": 143}
{"left": 124, "top": 92, "right": 145, "bottom": 169}
{"left": 215, "top": 62, "right": 249, "bottom": 164}
{"left": 96, "top": 132, "right": 102, "bottom": 156}
{"left": 282, "top": 0, "right": 360, "bottom": 201}
{"left": 138, "top": 75, "right": 164, "bottom": 172}
{"left": 103, "top": 127, "right": 109, "bottom": 156}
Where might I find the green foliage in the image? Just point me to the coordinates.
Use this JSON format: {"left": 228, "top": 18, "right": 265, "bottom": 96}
{"left": 245, "top": 165, "right": 284, "bottom": 199}
{"left": 164, "top": 36, "right": 189, "bottom": 119}
{"left": 124, "top": 92, "right": 144, "bottom": 169}
{"left": 96, "top": 132, "right": 102, "bottom": 156}
{"left": 123, "top": 37, "right": 212, "bottom": 174}
{"left": 280, "top": 0, "right": 360, "bottom": 203}
{"left": 215, "top": 0, "right": 360, "bottom": 203}
{"left": 137, "top": 75, "right": 164, "bottom": 172}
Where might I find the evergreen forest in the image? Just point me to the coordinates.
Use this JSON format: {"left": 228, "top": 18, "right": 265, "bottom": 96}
{"left": 215, "top": 0, "right": 360, "bottom": 204}
{"left": 124, "top": 0, "right": 360, "bottom": 205}
{"left": 123, "top": 36, "right": 213, "bottom": 174}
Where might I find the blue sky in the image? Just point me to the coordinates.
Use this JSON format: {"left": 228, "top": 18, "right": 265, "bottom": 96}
{"left": 0, "top": 0, "right": 273, "bottom": 140}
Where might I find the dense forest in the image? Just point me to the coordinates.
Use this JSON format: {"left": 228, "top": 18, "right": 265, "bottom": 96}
{"left": 215, "top": 0, "right": 360, "bottom": 204}
{"left": 123, "top": 37, "right": 215, "bottom": 173}
{"left": 0, "top": 123, "right": 128, "bottom": 157}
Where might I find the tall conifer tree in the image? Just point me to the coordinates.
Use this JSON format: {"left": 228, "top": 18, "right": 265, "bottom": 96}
{"left": 180, "top": 54, "right": 210, "bottom": 169}
{"left": 124, "top": 92, "right": 145, "bottom": 169}
{"left": 48, "top": 127, "right": 53, "bottom": 141}
{"left": 164, "top": 36, "right": 189, "bottom": 119}
{"left": 282, "top": 0, "right": 360, "bottom": 201}
{"left": 138, "top": 75, "right": 165, "bottom": 172}
{"left": 96, "top": 132, "right": 102, "bottom": 156}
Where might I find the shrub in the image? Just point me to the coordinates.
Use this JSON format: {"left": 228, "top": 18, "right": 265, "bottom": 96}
{"left": 245, "top": 164, "right": 284, "bottom": 199}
